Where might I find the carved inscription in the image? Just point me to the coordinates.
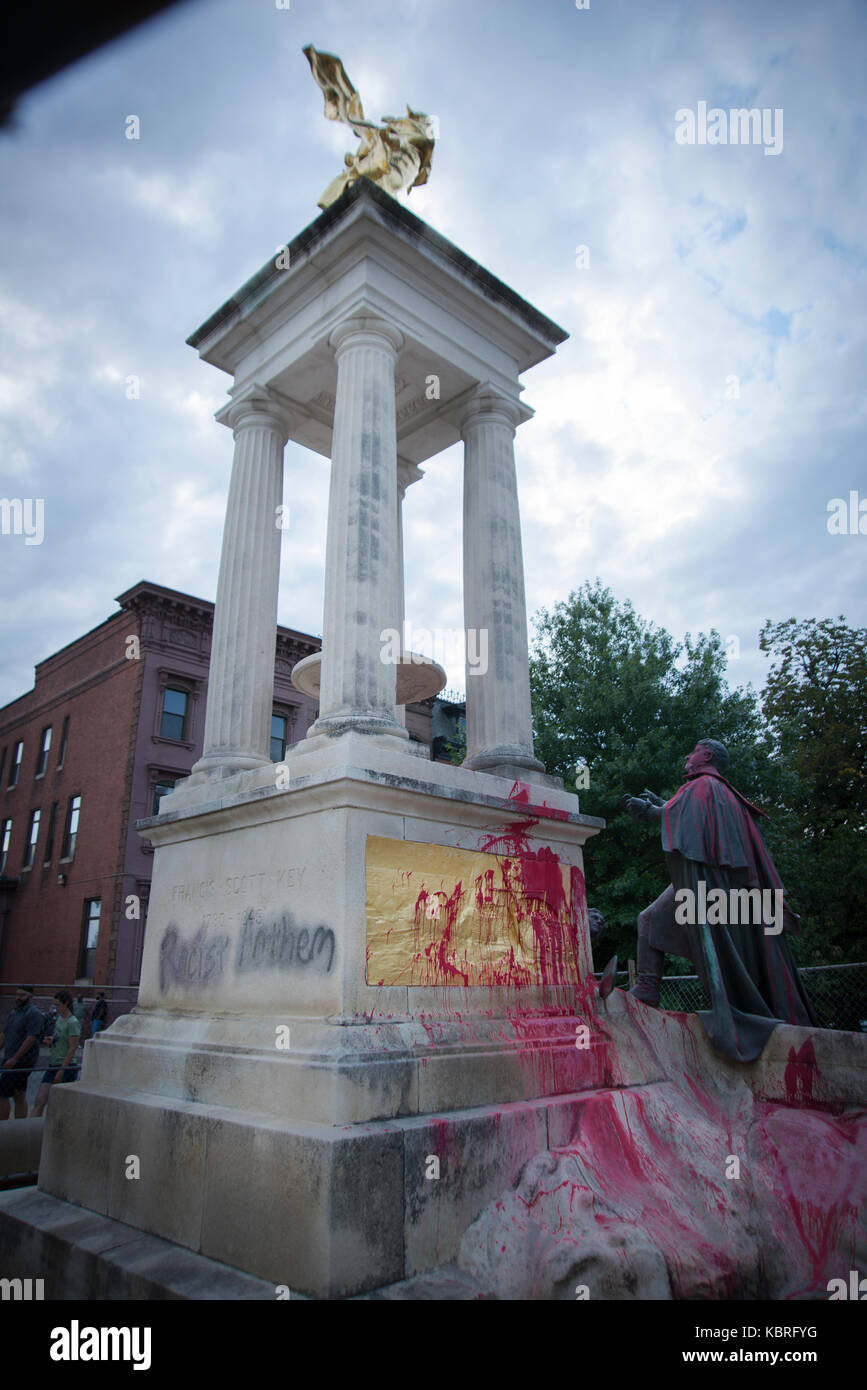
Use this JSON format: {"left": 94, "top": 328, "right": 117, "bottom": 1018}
{"left": 170, "top": 867, "right": 306, "bottom": 906}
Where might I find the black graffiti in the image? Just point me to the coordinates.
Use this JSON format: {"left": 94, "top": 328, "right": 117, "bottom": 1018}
{"left": 235, "top": 910, "right": 336, "bottom": 975}
{"left": 159, "top": 923, "right": 230, "bottom": 993}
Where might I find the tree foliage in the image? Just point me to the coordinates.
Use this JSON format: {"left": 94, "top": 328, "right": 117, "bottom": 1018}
{"left": 758, "top": 616, "right": 867, "bottom": 962}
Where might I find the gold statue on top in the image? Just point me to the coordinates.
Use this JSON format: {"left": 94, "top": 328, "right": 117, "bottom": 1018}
{"left": 303, "top": 45, "right": 435, "bottom": 209}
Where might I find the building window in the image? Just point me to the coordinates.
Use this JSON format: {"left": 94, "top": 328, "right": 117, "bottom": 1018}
{"left": 61, "top": 795, "right": 81, "bottom": 860}
{"left": 152, "top": 778, "right": 176, "bottom": 815}
{"left": 8, "top": 741, "right": 23, "bottom": 789}
{"left": 57, "top": 715, "right": 70, "bottom": 769}
{"left": 160, "top": 687, "right": 189, "bottom": 741}
{"left": 0, "top": 747, "right": 6, "bottom": 787}
{"left": 44, "top": 801, "right": 58, "bottom": 865}
{"left": 270, "top": 713, "right": 288, "bottom": 762}
{"left": 22, "top": 809, "right": 40, "bottom": 869}
{"left": 35, "top": 726, "right": 52, "bottom": 778}
{"left": 0, "top": 819, "right": 11, "bottom": 875}
{"left": 78, "top": 899, "right": 101, "bottom": 979}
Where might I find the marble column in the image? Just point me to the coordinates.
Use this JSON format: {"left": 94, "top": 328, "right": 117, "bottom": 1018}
{"left": 460, "top": 387, "right": 545, "bottom": 777}
{"left": 308, "top": 318, "right": 408, "bottom": 742}
{"left": 192, "top": 389, "right": 291, "bottom": 777}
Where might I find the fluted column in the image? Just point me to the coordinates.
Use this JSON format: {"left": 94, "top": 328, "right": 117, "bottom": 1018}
{"left": 460, "top": 387, "right": 545, "bottom": 776}
{"left": 308, "top": 318, "right": 408, "bottom": 742}
{"left": 193, "top": 389, "right": 290, "bottom": 776}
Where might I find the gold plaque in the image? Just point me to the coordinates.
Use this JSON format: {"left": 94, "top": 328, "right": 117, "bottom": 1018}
{"left": 365, "top": 835, "right": 590, "bottom": 988}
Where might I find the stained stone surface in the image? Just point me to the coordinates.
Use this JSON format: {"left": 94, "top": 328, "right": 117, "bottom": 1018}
{"left": 3, "top": 989, "right": 865, "bottom": 1299}
{"left": 451, "top": 992, "right": 867, "bottom": 1301}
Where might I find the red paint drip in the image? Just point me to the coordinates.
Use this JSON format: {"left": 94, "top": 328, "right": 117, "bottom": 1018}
{"left": 407, "top": 842, "right": 587, "bottom": 994}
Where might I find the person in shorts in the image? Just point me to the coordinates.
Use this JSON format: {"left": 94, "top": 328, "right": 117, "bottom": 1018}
{"left": 31, "top": 990, "right": 80, "bottom": 1117}
{"left": 0, "top": 986, "right": 44, "bottom": 1119}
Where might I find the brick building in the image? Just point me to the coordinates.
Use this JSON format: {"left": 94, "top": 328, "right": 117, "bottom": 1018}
{"left": 0, "top": 580, "right": 436, "bottom": 992}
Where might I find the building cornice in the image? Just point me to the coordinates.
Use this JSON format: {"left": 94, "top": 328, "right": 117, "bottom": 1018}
{"left": 0, "top": 658, "right": 136, "bottom": 737}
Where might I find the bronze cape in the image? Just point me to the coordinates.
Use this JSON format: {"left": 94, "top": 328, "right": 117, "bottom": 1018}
{"left": 645, "top": 768, "right": 817, "bottom": 1062}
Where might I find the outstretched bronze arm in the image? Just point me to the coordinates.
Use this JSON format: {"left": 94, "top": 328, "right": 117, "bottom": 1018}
{"left": 619, "top": 793, "right": 663, "bottom": 823}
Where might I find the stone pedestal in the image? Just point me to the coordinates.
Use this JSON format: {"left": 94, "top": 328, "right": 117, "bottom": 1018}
{"left": 36, "top": 740, "right": 603, "bottom": 1296}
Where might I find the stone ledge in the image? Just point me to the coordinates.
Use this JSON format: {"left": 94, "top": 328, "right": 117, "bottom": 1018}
{"left": 142, "top": 732, "right": 602, "bottom": 833}
{"left": 0, "top": 1187, "right": 290, "bottom": 1300}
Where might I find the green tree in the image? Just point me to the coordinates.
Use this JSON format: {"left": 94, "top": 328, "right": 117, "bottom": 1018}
{"left": 530, "top": 581, "right": 782, "bottom": 969}
{"left": 759, "top": 616, "right": 867, "bottom": 963}
{"left": 444, "top": 720, "right": 466, "bottom": 767}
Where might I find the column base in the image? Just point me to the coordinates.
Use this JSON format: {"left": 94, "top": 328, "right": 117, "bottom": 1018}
{"left": 306, "top": 714, "right": 410, "bottom": 744}
{"left": 189, "top": 752, "right": 272, "bottom": 785}
{"left": 463, "top": 747, "right": 547, "bottom": 782}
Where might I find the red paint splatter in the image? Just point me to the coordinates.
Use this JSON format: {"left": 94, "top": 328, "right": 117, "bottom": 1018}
{"left": 754, "top": 1101, "right": 864, "bottom": 1293}
{"left": 404, "top": 841, "right": 588, "bottom": 995}
{"left": 478, "top": 817, "right": 539, "bottom": 857}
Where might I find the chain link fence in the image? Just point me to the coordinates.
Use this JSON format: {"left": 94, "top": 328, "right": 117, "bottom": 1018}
{"left": 796, "top": 964, "right": 867, "bottom": 1034}
{"left": 602, "top": 962, "right": 867, "bottom": 1032}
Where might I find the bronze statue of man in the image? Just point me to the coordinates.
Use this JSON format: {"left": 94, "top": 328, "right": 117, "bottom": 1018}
{"left": 622, "top": 738, "right": 817, "bottom": 1062}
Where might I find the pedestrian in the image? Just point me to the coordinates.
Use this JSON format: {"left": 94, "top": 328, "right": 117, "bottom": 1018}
{"left": 0, "top": 986, "right": 44, "bottom": 1119}
{"left": 31, "top": 991, "right": 81, "bottom": 1117}
{"left": 90, "top": 991, "right": 108, "bottom": 1037}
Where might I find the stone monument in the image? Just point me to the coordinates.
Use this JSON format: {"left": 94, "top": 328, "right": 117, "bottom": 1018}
{"left": 1, "top": 53, "right": 863, "bottom": 1304}
{"left": 7, "top": 65, "right": 611, "bottom": 1296}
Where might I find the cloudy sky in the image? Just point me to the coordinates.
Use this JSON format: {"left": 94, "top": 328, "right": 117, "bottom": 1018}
{"left": 1, "top": 0, "right": 864, "bottom": 710}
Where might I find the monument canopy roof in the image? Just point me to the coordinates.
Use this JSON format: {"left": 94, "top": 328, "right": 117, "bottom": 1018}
{"left": 187, "top": 178, "right": 568, "bottom": 362}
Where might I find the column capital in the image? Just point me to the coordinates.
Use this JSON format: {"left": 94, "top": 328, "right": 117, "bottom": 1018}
{"left": 397, "top": 458, "right": 424, "bottom": 500}
{"left": 457, "top": 385, "right": 526, "bottom": 437}
{"left": 216, "top": 386, "right": 293, "bottom": 442}
{"left": 329, "top": 316, "right": 404, "bottom": 359}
